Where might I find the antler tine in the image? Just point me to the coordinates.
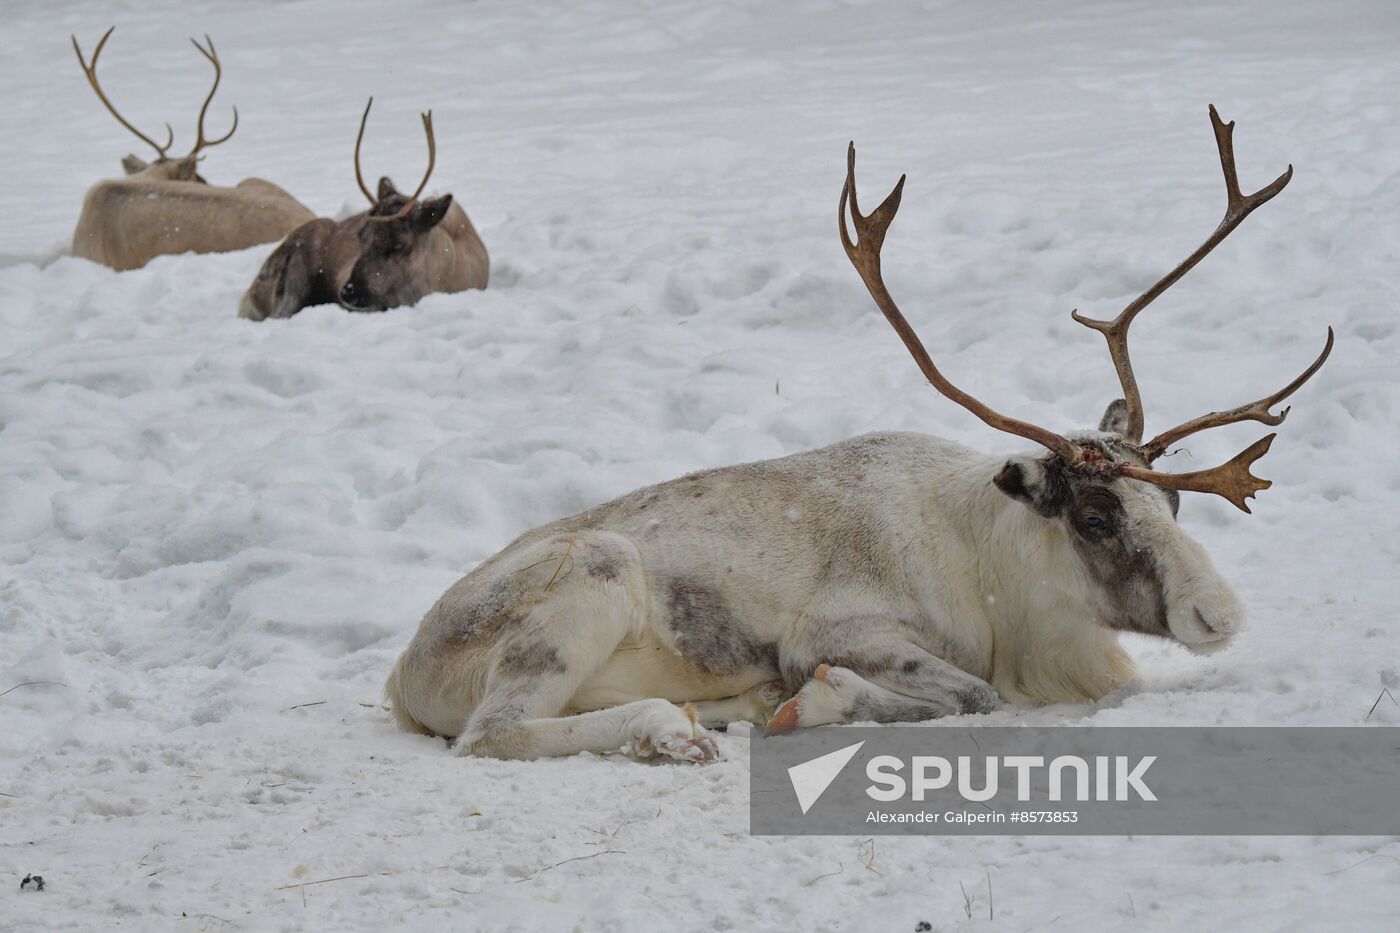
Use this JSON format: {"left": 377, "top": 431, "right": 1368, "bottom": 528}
{"left": 353, "top": 97, "right": 377, "bottom": 205}
{"left": 1142, "top": 327, "right": 1333, "bottom": 462}
{"left": 187, "top": 34, "right": 238, "bottom": 157}
{"left": 1071, "top": 105, "right": 1294, "bottom": 444}
{"left": 72, "top": 27, "right": 174, "bottom": 159}
{"left": 841, "top": 142, "right": 1080, "bottom": 464}
{"left": 367, "top": 110, "right": 437, "bottom": 224}
{"left": 1120, "top": 434, "right": 1276, "bottom": 513}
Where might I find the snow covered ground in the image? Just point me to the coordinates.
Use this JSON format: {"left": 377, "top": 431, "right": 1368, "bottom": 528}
{"left": 3, "top": 0, "right": 1400, "bottom": 928}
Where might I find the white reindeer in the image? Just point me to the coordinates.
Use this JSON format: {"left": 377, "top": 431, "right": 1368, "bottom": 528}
{"left": 386, "top": 107, "right": 1331, "bottom": 762}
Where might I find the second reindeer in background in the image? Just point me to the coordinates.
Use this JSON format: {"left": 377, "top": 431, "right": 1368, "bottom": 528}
{"left": 240, "top": 98, "right": 489, "bottom": 320}
{"left": 71, "top": 28, "right": 314, "bottom": 271}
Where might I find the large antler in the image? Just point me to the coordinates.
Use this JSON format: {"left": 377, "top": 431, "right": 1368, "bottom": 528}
{"left": 353, "top": 97, "right": 437, "bottom": 223}
{"left": 186, "top": 34, "right": 238, "bottom": 158}
{"left": 1070, "top": 105, "right": 1294, "bottom": 444}
{"left": 842, "top": 107, "right": 1332, "bottom": 514}
{"left": 72, "top": 27, "right": 174, "bottom": 160}
{"left": 1119, "top": 435, "right": 1275, "bottom": 514}
{"left": 840, "top": 143, "right": 1082, "bottom": 465}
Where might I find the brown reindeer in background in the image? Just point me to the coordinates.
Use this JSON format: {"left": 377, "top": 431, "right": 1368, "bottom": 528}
{"left": 239, "top": 98, "right": 489, "bottom": 320}
{"left": 70, "top": 28, "right": 313, "bottom": 271}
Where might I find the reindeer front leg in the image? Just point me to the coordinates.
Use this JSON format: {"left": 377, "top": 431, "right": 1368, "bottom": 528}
{"left": 767, "top": 634, "right": 999, "bottom": 734}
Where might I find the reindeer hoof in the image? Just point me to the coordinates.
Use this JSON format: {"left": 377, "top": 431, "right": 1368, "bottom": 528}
{"left": 766, "top": 665, "right": 862, "bottom": 734}
{"left": 765, "top": 696, "right": 802, "bottom": 735}
{"left": 648, "top": 730, "right": 720, "bottom": 763}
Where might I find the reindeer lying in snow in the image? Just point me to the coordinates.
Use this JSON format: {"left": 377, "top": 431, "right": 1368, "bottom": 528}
{"left": 386, "top": 107, "right": 1332, "bottom": 762}
{"left": 239, "top": 99, "right": 489, "bottom": 320}
{"left": 70, "top": 29, "right": 313, "bottom": 271}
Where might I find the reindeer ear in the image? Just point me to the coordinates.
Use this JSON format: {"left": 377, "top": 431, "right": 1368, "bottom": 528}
{"left": 121, "top": 155, "right": 148, "bottom": 175}
{"left": 410, "top": 194, "right": 453, "bottom": 233}
{"left": 1098, "top": 399, "right": 1130, "bottom": 436}
{"left": 377, "top": 176, "right": 398, "bottom": 201}
{"left": 994, "top": 456, "right": 1070, "bottom": 517}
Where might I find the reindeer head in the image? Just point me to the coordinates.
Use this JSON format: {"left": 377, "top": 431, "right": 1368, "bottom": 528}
{"left": 338, "top": 99, "right": 452, "bottom": 312}
{"left": 841, "top": 109, "right": 1332, "bottom": 652}
{"left": 73, "top": 28, "right": 239, "bottom": 184}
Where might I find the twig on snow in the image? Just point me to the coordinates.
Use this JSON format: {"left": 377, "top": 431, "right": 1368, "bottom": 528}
{"left": 586, "top": 817, "right": 635, "bottom": 839}
{"left": 803, "top": 864, "right": 844, "bottom": 887}
{"left": 515, "top": 848, "right": 624, "bottom": 882}
{"left": 281, "top": 823, "right": 331, "bottom": 852}
{"left": 0, "top": 681, "right": 69, "bottom": 699}
{"left": 274, "top": 873, "right": 370, "bottom": 891}
{"left": 1326, "top": 853, "right": 1400, "bottom": 876}
{"left": 284, "top": 701, "right": 326, "bottom": 711}
{"left": 857, "top": 838, "right": 882, "bottom": 875}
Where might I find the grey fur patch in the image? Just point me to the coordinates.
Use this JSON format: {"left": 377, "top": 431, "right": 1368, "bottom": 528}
{"left": 455, "top": 578, "right": 527, "bottom": 645}
{"left": 497, "top": 641, "right": 567, "bottom": 678}
{"left": 583, "top": 552, "right": 622, "bottom": 582}
{"left": 665, "top": 578, "right": 777, "bottom": 677}
{"left": 462, "top": 699, "right": 533, "bottom": 755}
{"left": 841, "top": 668, "right": 998, "bottom": 721}
{"left": 826, "top": 652, "right": 900, "bottom": 677}
{"left": 953, "top": 682, "right": 1001, "bottom": 714}
{"left": 474, "top": 700, "right": 525, "bottom": 734}
{"left": 1067, "top": 485, "right": 1171, "bottom": 636}
{"left": 845, "top": 692, "right": 957, "bottom": 723}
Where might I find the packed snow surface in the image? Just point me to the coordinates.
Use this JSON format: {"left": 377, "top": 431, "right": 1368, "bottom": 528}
{"left": 3, "top": 0, "right": 1400, "bottom": 929}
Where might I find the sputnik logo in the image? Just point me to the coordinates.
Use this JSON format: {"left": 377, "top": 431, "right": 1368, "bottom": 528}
{"left": 787, "top": 741, "right": 865, "bottom": 814}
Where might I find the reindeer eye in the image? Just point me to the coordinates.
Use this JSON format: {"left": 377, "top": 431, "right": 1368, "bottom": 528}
{"left": 1077, "top": 513, "right": 1113, "bottom": 538}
